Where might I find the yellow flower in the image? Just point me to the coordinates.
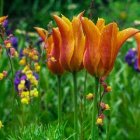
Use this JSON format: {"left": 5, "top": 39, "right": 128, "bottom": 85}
{"left": 86, "top": 93, "right": 94, "bottom": 100}
{"left": 30, "top": 76, "right": 38, "bottom": 86}
{"left": 21, "top": 97, "right": 30, "bottom": 104}
{"left": 0, "top": 121, "right": 4, "bottom": 129}
{"left": 0, "top": 73, "right": 4, "bottom": 80}
{"left": 21, "top": 91, "right": 29, "bottom": 98}
{"left": 22, "top": 65, "right": 30, "bottom": 73}
{"left": 18, "top": 80, "right": 25, "bottom": 90}
{"left": 15, "top": 51, "right": 19, "bottom": 57}
{"left": 105, "top": 86, "right": 112, "bottom": 92}
{"left": 32, "top": 55, "right": 39, "bottom": 61}
{"left": 34, "top": 63, "right": 41, "bottom": 72}
{"left": 5, "top": 42, "right": 12, "bottom": 48}
{"left": 96, "top": 118, "right": 103, "bottom": 125}
{"left": 105, "top": 104, "right": 110, "bottom": 110}
{"left": 30, "top": 88, "right": 38, "bottom": 97}
{"left": 25, "top": 70, "right": 33, "bottom": 79}
{"left": 19, "top": 57, "right": 26, "bottom": 65}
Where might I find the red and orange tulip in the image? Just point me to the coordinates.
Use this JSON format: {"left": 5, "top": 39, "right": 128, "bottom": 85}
{"left": 135, "top": 33, "right": 140, "bottom": 69}
{"left": 81, "top": 17, "right": 140, "bottom": 77}
{"left": 53, "top": 13, "right": 85, "bottom": 72}
{"left": 35, "top": 27, "right": 64, "bottom": 75}
{"left": 0, "top": 16, "right": 7, "bottom": 23}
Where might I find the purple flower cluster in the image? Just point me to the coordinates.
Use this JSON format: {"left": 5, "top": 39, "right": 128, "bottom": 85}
{"left": 2, "top": 20, "right": 12, "bottom": 36}
{"left": 125, "top": 48, "right": 140, "bottom": 72}
{"left": 14, "top": 70, "right": 39, "bottom": 92}
{"left": 2, "top": 19, "right": 18, "bottom": 49}
{"left": 10, "top": 36, "right": 18, "bottom": 49}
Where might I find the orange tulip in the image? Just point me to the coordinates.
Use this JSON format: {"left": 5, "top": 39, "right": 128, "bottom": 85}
{"left": 0, "top": 16, "right": 7, "bottom": 23}
{"left": 135, "top": 33, "right": 140, "bottom": 70}
{"left": 53, "top": 13, "right": 85, "bottom": 72}
{"left": 35, "top": 27, "right": 64, "bottom": 75}
{"left": 81, "top": 17, "right": 139, "bottom": 77}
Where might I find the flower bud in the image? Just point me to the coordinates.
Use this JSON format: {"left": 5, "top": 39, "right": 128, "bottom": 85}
{"left": 86, "top": 93, "right": 95, "bottom": 100}
{"left": 105, "top": 86, "right": 112, "bottom": 92}
{"left": 2, "top": 71, "right": 7, "bottom": 77}
{"left": 96, "top": 117, "right": 103, "bottom": 125}
{"left": 0, "top": 73, "right": 4, "bottom": 80}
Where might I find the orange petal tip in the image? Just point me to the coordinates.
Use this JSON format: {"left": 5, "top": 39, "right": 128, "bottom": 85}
{"left": 34, "top": 27, "right": 48, "bottom": 41}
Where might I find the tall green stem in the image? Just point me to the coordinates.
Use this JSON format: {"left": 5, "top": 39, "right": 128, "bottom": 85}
{"left": 83, "top": 71, "right": 87, "bottom": 111}
{"left": 0, "top": 0, "right": 4, "bottom": 16}
{"left": 57, "top": 75, "right": 62, "bottom": 125}
{"left": 80, "top": 71, "right": 87, "bottom": 140}
{"left": 91, "top": 77, "right": 99, "bottom": 140}
{"left": 73, "top": 72, "right": 78, "bottom": 140}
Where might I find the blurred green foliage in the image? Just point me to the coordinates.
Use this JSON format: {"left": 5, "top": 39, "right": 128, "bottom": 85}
{"left": 3, "top": 0, "right": 140, "bottom": 30}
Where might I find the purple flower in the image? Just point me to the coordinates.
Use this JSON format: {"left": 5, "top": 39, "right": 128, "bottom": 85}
{"left": 14, "top": 71, "right": 30, "bottom": 92}
{"left": 125, "top": 49, "right": 137, "bottom": 65}
{"left": 10, "top": 36, "right": 18, "bottom": 49}
{"left": 19, "top": 49, "right": 24, "bottom": 58}
{"left": 14, "top": 71, "right": 22, "bottom": 91}
{"left": 2, "top": 19, "right": 8, "bottom": 29}
{"left": 33, "top": 72, "right": 39, "bottom": 80}
{"left": 134, "top": 59, "right": 140, "bottom": 72}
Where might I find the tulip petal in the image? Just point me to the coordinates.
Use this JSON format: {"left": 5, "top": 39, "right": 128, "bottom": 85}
{"left": 100, "top": 22, "right": 118, "bottom": 72}
{"left": 48, "top": 28, "right": 64, "bottom": 74}
{"left": 135, "top": 33, "right": 140, "bottom": 69}
{"left": 81, "top": 17, "right": 100, "bottom": 74}
{"left": 53, "top": 15, "right": 74, "bottom": 71}
{"left": 70, "top": 16, "right": 85, "bottom": 71}
{"left": 34, "top": 27, "right": 48, "bottom": 41}
{"left": 61, "top": 15, "right": 71, "bottom": 27}
{"left": 0, "top": 16, "right": 8, "bottom": 23}
{"left": 83, "top": 43, "right": 94, "bottom": 75}
{"left": 96, "top": 18, "right": 105, "bottom": 31}
{"left": 117, "top": 28, "right": 139, "bottom": 50}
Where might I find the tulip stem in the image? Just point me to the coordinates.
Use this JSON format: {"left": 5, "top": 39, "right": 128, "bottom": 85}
{"left": 57, "top": 75, "right": 62, "bottom": 125}
{"left": 73, "top": 72, "right": 78, "bottom": 140}
{"left": 91, "top": 77, "right": 99, "bottom": 140}
{"left": 80, "top": 70, "right": 87, "bottom": 140}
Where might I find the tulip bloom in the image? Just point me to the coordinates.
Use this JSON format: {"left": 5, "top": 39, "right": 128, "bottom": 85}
{"left": 135, "top": 33, "right": 140, "bottom": 69}
{"left": 82, "top": 17, "right": 139, "bottom": 77}
{"left": 35, "top": 27, "right": 64, "bottom": 75}
{"left": 0, "top": 16, "right": 7, "bottom": 23}
{"left": 53, "top": 13, "right": 85, "bottom": 72}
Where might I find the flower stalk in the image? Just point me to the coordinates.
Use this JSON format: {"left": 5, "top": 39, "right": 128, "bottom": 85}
{"left": 57, "top": 75, "right": 62, "bottom": 125}
{"left": 80, "top": 70, "right": 87, "bottom": 140}
{"left": 92, "top": 77, "right": 99, "bottom": 140}
{"left": 73, "top": 71, "right": 78, "bottom": 140}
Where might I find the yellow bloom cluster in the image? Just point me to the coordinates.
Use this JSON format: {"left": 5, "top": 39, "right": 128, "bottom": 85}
{"left": 19, "top": 47, "right": 41, "bottom": 72}
{"left": 0, "top": 71, "right": 7, "bottom": 80}
{"left": 23, "top": 68, "right": 38, "bottom": 86}
{"left": 22, "top": 47, "right": 39, "bottom": 61}
{"left": 4, "top": 40, "right": 19, "bottom": 57}
{"left": 16, "top": 65, "right": 39, "bottom": 105}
